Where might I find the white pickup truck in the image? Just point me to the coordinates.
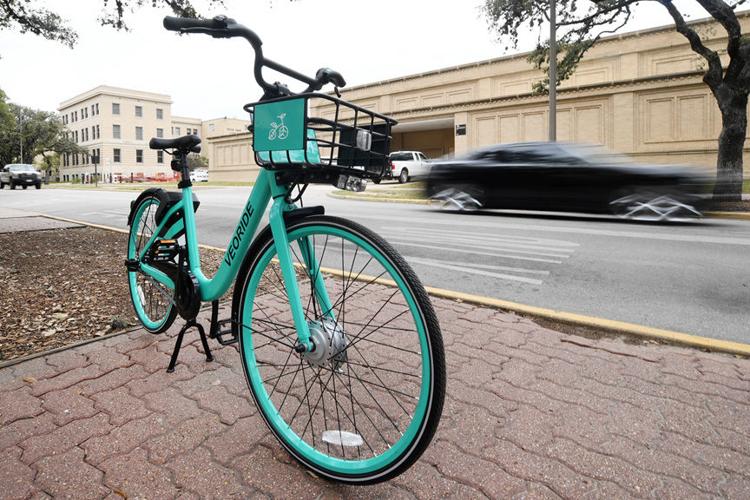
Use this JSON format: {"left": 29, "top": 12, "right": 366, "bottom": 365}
{"left": 389, "top": 151, "right": 430, "bottom": 183}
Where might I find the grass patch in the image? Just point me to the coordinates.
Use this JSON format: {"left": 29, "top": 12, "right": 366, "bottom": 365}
{"left": 336, "top": 181, "right": 428, "bottom": 201}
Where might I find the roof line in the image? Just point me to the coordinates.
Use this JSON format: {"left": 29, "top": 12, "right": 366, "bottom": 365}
{"left": 59, "top": 85, "right": 173, "bottom": 109}
{"left": 341, "top": 11, "right": 748, "bottom": 93}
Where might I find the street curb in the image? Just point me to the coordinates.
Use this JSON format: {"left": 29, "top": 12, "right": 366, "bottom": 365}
{"left": 707, "top": 211, "right": 750, "bottom": 220}
{"left": 327, "top": 191, "right": 431, "bottom": 205}
{"left": 38, "top": 214, "right": 750, "bottom": 358}
{"left": 0, "top": 325, "right": 141, "bottom": 370}
{"left": 420, "top": 287, "right": 750, "bottom": 357}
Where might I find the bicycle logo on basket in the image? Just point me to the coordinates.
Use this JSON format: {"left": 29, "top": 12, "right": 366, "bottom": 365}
{"left": 268, "top": 113, "right": 289, "bottom": 141}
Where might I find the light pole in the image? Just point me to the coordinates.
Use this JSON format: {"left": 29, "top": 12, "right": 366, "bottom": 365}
{"left": 18, "top": 112, "right": 24, "bottom": 162}
{"left": 549, "top": 0, "right": 557, "bottom": 142}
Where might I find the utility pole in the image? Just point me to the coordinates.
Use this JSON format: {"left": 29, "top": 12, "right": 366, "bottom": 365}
{"left": 18, "top": 112, "right": 24, "bottom": 162}
{"left": 549, "top": 0, "right": 557, "bottom": 142}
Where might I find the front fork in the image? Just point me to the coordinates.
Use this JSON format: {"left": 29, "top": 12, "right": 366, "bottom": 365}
{"left": 268, "top": 187, "right": 335, "bottom": 352}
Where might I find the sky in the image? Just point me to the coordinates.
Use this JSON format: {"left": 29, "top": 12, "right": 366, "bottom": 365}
{"left": 0, "top": 0, "right": 723, "bottom": 120}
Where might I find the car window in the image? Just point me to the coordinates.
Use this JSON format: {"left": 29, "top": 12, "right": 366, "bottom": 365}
{"left": 391, "top": 153, "right": 410, "bottom": 161}
{"left": 9, "top": 165, "right": 35, "bottom": 172}
{"left": 509, "top": 145, "right": 578, "bottom": 165}
{"left": 417, "top": 153, "right": 427, "bottom": 160}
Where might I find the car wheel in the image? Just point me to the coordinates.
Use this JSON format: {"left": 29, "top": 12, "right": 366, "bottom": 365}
{"left": 22, "top": 185, "right": 28, "bottom": 190}
{"left": 398, "top": 168, "right": 409, "bottom": 184}
{"left": 0, "top": 182, "right": 4, "bottom": 189}
{"left": 10, "top": 182, "right": 16, "bottom": 190}
{"left": 35, "top": 183, "right": 41, "bottom": 190}
{"left": 372, "top": 178, "right": 381, "bottom": 184}
{"left": 609, "top": 187, "right": 701, "bottom": 222}
{"left": 430, "top": 186, "right": 483, "bottom": 211}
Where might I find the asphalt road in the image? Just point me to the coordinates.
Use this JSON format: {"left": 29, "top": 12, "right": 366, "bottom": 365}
{"left": 2, "top": 184, "right": 749, "bottom": 343}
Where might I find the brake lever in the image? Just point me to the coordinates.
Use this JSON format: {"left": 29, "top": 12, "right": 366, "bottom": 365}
{"left": 333, "top": 86, "right": 341, "bottom": 98}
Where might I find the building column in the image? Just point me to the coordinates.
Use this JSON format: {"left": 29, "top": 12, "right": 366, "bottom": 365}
{"left": 612, "top": 92, "right": 636, "bottom": 154}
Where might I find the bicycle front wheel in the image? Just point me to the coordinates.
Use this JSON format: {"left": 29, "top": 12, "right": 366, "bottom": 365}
{"left": 235, "top": 215, "right": 445, "bottom": 484}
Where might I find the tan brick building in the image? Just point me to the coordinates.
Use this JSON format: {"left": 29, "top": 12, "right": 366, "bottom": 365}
{"left": 58, "top": 86, "right": 195, "bottom": 182}
{"left": 205, "top": 13, "right": 750, "bottom": 182}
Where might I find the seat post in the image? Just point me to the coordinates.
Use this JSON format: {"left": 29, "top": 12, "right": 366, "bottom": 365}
{"left": 172, "top": 152, "right": 191, "bottom": 188}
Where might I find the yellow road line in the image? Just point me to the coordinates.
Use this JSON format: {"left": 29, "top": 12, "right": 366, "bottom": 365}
{"left": 43, "top": 213, "right": 750, "bottom": 356}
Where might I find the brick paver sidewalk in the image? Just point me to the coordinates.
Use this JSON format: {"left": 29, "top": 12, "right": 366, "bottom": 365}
{"left": 1, "top": 297, "right": 749, "bottom": 499}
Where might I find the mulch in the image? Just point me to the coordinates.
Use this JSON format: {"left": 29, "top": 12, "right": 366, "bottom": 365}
{"left": 0, "top": 226, "right": 224, "bottom": 362}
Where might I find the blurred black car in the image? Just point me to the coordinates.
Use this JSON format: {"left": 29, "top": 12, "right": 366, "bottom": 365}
{"left": 426, "top": 142, "right": 710, "bottom": 220}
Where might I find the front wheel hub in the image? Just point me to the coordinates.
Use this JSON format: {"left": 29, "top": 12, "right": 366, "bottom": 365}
{"left": 303, "top": 318, "right": 348, "bottom": 371}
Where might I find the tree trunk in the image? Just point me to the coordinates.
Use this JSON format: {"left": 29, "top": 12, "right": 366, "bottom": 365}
{"left": 713, "top": 88, "right": 747, "bottom": 201}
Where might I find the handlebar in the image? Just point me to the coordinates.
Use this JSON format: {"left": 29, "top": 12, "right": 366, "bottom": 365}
{"left": 163, "top": 15, "right": 345, "bottom": 97}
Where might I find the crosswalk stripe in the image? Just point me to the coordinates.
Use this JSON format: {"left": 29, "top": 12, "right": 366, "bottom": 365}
{"left": 389, "top": 225, "right": 580, "bottom": 250}
{"left": 383, "top": 233, "right": 572, "bottom": 258}
{"left": 387, "top": 240, "right": 564, "bottom": 264}
{"left": 405, "top": 257, "right": 544, "bottom": 285}
{"left": 412, "top": 256, "right": 549, "bottom": 275}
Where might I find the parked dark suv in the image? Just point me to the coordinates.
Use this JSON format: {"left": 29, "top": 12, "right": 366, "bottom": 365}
{"left": 0, "top": 164, "right": 42, "bottom": 190}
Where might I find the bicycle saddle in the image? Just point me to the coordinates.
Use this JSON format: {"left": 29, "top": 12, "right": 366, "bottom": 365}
{"left": 149, "top": 135, "right": 202, "bottom": 153}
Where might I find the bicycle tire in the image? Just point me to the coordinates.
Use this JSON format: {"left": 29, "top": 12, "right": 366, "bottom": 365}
{"left": 127, "top": 195, "right": 177, "bottom": 334}
{"left": 234, "top": 215, "right": 445, "bottom": 484}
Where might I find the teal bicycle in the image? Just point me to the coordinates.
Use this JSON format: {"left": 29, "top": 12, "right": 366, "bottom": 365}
{"left": 126, "top": 16, "right": 445, "bottom": 484}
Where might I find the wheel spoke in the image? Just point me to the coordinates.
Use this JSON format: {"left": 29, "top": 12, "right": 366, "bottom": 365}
{"left": 239, "top": 222, "right": 443, "bottom": 476}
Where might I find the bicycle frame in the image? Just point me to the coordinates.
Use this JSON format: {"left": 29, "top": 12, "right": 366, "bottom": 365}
{"left": 135, "top": 168, "right": 333, "bottom": 348}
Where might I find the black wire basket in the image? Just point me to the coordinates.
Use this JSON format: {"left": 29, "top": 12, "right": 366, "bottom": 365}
{"left": 243, "top": 93, "right": 397, "bottom": 185}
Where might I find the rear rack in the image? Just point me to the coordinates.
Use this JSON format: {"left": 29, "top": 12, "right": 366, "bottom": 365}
{"left": 243, "top": 93, "right": 397, "bottom": 185}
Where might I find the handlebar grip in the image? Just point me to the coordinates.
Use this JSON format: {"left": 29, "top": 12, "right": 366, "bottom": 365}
{"left": 163, "top": 15, "right": 231, "bottom": 33}
{"left": 315, "top": 68, "right": 346, "bottom": 88}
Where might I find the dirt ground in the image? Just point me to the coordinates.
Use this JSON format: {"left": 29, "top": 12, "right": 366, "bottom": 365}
{"left": 0, "top": 227, "right": 224, "bottom": 362}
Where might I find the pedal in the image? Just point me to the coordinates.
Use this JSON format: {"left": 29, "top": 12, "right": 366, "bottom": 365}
{"left": 210, "top": 318, "right": 238, "bottom": 346}
{"left": 148, "top": 239, "right": 179, "bottom": 263}
{"left": 208, "top": 300, "right": 238, "bottom": 346}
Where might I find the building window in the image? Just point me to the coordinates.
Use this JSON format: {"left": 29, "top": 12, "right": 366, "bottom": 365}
{"left": 157, "top": 150, "right": 164, "bottom": 164}
{"left": 112, "top": 103, "right": 120, "bottom": 115}
{"left": 113, "top": 124, "right": 121, "bottom": 139}
{"left": 113, "top": 148, "right": 121, "bottom": 163}
{"left": 135, "top": 105, "right": 143, "bottom": 117}
{"left": 156, "top": 108, "right": 163, "bottom": 120}
{"left": 74, "top": 111, "right": 77, "bottom": 122}
{"left": 136, "top": 126, "right": 143, "bottom": 140}
{"left": 96, "top": 125, "right": 100, "bottom": 139}
{"left": 74, "top": 130, "right": 78, "bottom": 143}
{"left": 136, "top": 149, "right": 143, "bottom": 163}
{"left": 174, "top": 127, "right": 181, "bottom": 136}
{"left": 156, "top": 128, "right": 163, "bottom": 138}
{"left": 95, "top": 103, "right": 99, "bottom": 115}
{"left": 84, "top": 128, "right": 89, "bottom": 142}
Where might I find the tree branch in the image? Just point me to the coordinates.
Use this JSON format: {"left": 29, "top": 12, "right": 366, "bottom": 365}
{"left": 697, "top": 0, "right": 747, "bottom": 85}
{"left": 656, "top": 0, "right": 723, "bottom": 87}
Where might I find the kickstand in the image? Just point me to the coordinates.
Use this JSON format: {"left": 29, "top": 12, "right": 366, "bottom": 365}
{"left": 167, "top": 319, "right": 214, "bottom": 373}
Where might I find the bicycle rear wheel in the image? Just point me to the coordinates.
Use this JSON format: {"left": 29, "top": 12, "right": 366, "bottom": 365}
{"left": 127, "top": 195, "right": 177, "bottom": 334}
{"left": 235, "top": 215, "right": 445, "bottom": 484}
